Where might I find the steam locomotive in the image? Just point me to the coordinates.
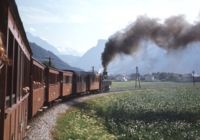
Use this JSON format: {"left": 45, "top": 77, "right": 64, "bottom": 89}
{"left": 0, "top": 1, "right": 111, "bottom": 140}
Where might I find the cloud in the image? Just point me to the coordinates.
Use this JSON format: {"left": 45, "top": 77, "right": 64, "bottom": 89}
{"left": 40, "top": 36, "right": 49, "bottom": 42}
{"left": 16, "top": 0, "right": 200, "bottom": 56}
{"left": 68, "top": 15, "right": 90, "bottom": 24}
{"left": 29, "top": 27, "right": 36, "bottom": 32}
{"left": 28, "top": 27, "right": 37, "bottom": 36}
{"left": 19, "top": 6, "right": 65, "bottom": 24}
{"left": 57, "top": 45, "right": 82, "bottom": 56}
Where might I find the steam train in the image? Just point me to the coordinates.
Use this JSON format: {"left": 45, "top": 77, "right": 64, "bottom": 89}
{"left": 0, "top": 1, "right": 111, "bottom": 140}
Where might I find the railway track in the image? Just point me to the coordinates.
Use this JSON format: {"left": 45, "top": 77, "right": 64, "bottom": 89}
{"left": 25, "top": 86, "right": 143, "bottom": 140}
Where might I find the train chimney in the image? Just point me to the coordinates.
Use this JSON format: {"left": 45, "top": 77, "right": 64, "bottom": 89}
{"left": 103, "top": 67, "right": 108, "bottom": 80}
{"left": 92, "top": 66, "right": 94, "bottom": 73}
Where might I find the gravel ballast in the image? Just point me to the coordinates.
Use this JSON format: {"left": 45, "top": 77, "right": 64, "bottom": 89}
{"left": 25, "top": 92, "right": 115, "bottom": 140}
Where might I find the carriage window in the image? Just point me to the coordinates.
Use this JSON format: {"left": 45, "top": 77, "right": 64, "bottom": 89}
{"left": 64, "top": 76, "right": 72, "bottom": 83}
{"left": 5, "top": 30, "right": 26, "bottom": 107}
{"left": 68, "top": 77, "right": 72, "bottom": 83}
{"left": 80, "top": 77, "right": 83, "bottom": 83}
{"left": 78, "top": 76, "right": 81, "bottom": 83}
{"left": 22, "top": 55, "right": 30, "bottom": 96}
{"left": 78, "top": 76, "right": 81, "bottom": 82}
{"left": 49, "top": 72, "right": 59, "bottom": 84}
{"left": 5, "top": 30, "right": 27, "bottom": 107}
{"left": 16, "top": 44, "right": 20, "bottom": 101}
{"left": 92, "top": 75, "right": 95, "bottom": 82}
{"left": 13, "top": 40, "right": 19, "bottom": 103}
{"left": 63, "top": 76, "right": 67, "bottom": 83}
{"left": 6, "top": 30, "right": 14, "bottom": 108}
{"left": 19, "top": 50, "right": 24, "bottom": 99}
{"left": 33, "top": 63, "right": 44, "bottom": 89}
{"left": 82, "top": 76, "right": 86, "bottom": 84}
{"left": 14, "top": 44, "right": 30, "bottom": 99}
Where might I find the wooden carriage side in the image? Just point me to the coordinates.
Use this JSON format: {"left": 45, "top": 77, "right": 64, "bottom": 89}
{"left": 0, "top": 1, "right": 9, "bottom": 139}
{"left": 45, "top": 67, "right": 61, "bottom": 103}
{"left": 29, "top": 58, "right": 45, "bottom": 119}
{"left": 87, "top": 72, "right": 100, "bottom": 92}
{"left": 60, "top": 70, "right": 73, "bottom": 97}
{"left": 0, "top": 1, "right": 32, "bottom": 140}
{"left": 72, "top": 71, "right": 88, "bottom": 94}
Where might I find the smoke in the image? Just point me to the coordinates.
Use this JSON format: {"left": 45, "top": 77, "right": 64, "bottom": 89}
{"left": 101, "top": 15, "right": 200, "bottom": 69}
{"left": 98, "top": 67, "right": 104, "bottom": 74}
{"left": 106, "top": 41, "right": 200, "bottom": 74}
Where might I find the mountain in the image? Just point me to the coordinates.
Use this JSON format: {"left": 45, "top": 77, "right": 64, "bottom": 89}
{"left": 73, "top": 39, "right": 200, "bottom": 75}
{"left": 107, "top": 41, "right": 200, "bottom": 75}
{"left": 30, "top": 42, "right": 81, "bottom": 71}
{"left": 58, "top": 55, "right": 80, "bottom": 66}
{"left": 26, "top": 32, "right": 81, "bottom": 56}
{"left": 75, "top": 39, "right": 106, "bottom": 72}
{"left": 27, "top": 32, "right": 60, "bottom": 55}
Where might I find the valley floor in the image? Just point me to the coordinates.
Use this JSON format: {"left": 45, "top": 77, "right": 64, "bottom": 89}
{"left": 53, "top": 82, "right": 200, "bottom": 140}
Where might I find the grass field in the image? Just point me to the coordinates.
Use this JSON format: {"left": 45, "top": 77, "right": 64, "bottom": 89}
{"left": 53, "top": 82, "right": 200, "bottom": 140}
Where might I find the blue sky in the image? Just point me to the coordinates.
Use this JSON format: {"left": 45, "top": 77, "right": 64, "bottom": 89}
{"left": 16, "top": 0, "right": 200, "bottom": 55}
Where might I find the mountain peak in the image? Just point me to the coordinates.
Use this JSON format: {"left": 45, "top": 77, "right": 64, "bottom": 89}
{"left": 96, "top": 39, "right": 107, "bottom": 48}
{"left": 26, "top": 32, "right": 80, "bottom": 56}
{"left": 26, "top": 32, "right": 60, "bottom": 55}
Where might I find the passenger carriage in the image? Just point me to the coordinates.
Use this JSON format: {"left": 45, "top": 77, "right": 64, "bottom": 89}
{"left": 0, "top": 1, "right": 111, "bottom": 140}
{"left": 45, "top": 67, "right": 61, "bottom": 103}
{"left": 60, "top": 70, "right": 73, "bottom": 97}
{"left": 0, "top": 1, "right": 32, "bottom": 139}
{"left": 72, "top": 71, "right": 88, "bottom": 94}
{"left": 87, "top": 72, "right": 100, "bottom": 93}
{"left": 29, "top": 58, "right": 45, "bottom": 119}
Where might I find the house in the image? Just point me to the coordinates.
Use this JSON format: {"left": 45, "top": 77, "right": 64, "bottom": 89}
{"left": 115, "top": 74, "right": 128, "bottom": 82}
{"left": 144, "top": 74, "right": 155, "bottom": 82}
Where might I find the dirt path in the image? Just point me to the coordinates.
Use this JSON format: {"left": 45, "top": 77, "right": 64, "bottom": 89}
{"left": 25, "top": 92, "right": 121, "bottom": 140}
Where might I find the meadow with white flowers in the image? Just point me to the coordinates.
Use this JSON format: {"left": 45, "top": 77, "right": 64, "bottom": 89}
{"left": 53, "top": 82, "right": 200, "bottom": 140}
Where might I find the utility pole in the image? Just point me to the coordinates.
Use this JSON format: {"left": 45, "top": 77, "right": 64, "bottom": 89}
{"left": 44, "top": 56, "right": 52, "bottom": 67}
{"left": 192, "top": 70, "right": 195, "bottom": 86}
{"left": 92, "top": 66, "right": 94, "bottom": 73}
{"left": 48, "top": 57, "right": 52, "bottom": 67}
{"left": 135, "top": 66, "right": 141, "bottom": 88}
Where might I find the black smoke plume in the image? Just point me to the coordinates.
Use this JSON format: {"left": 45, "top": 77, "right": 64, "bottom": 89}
{"left": 101, "top": 15, "right": 200, "bottom": 69}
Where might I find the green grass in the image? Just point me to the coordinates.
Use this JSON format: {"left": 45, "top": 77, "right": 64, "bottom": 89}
{"left": 53, "top": 82, "right": 200, "bottom": 140}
